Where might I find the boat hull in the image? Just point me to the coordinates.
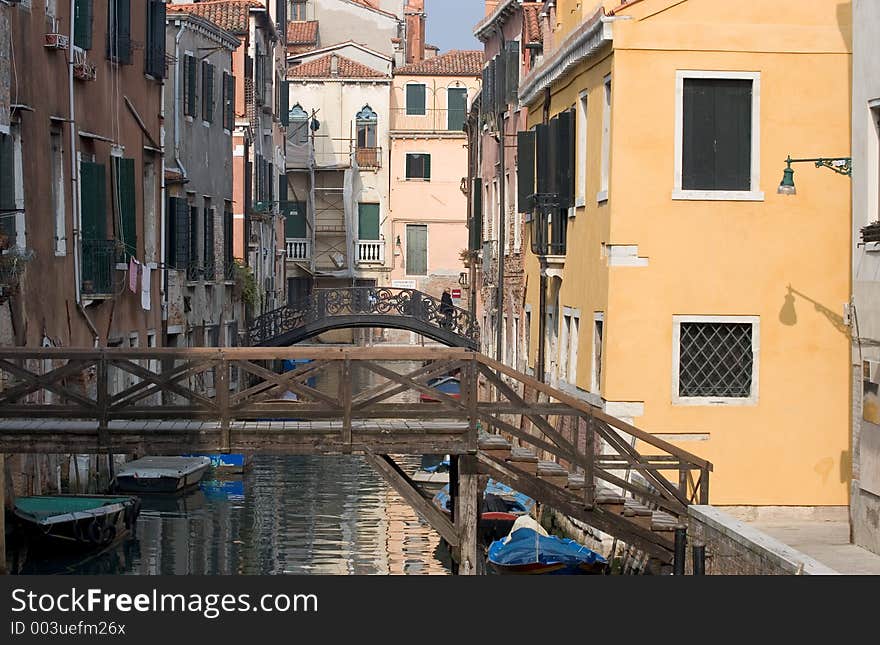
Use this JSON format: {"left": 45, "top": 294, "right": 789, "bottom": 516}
{"left": 113, "top": 457, "right": 212, "bottom": 494}
{"left": 13, "top": 495, "right": 140, "bottom": 550}
{"left": 113, "top": 467, "right": 207, "bottom": 494}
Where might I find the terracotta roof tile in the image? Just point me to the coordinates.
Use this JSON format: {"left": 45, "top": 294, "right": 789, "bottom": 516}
{"left": 394, "top": 50, "right": 482, "bottom": 76}
{"left": 171, "top": 0, "right": 264, "bottom": 36}
{"left": 348, "top": 0, "right": 399, "bottom": 19}
{"left": 287, "top": 20, "right": 318, "bottom": 45}
{"left": 523, "top": 3, "right": 543, "bottom": 45}
{"left": 287, "top": 54, "right": 388, "bottom": 79}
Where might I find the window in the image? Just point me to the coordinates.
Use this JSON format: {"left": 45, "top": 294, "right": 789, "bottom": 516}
{"left": 406, "top": 83, "right": 426, "bottom": 116}
{"left": 145, "top": 0, "right": 166, "bottom": 79}
{"left": 405, "top": 153, "right": 431, "bottom": 180}
{"left": 80, "top": 160, "right": 108, "bottom": 293}
{"left": 284, "top": 202, "right": 306, "bottom": 238}
{"left": 0, "top": 127, "right": 25, "bottom": 250}
{"left": 563, "top": 309, "right": 579, "bottom": 383}
{"left": 201, "top": 61, "right": 215, "bottom": 123}
{"left": 577, "top": 90, "right": 587, "bottom": 205}
{"left": 598, "top": 75, "right": 610, "bottom": 202}
{"left": 406, "top": 224, "right": 427, "bottom": 275}
{"left": 560, "top": 311, "right": 571, "bottom": 380}
{"left": 204, "top": 204, "right": 215, "bottom": 279}
{"left": 674, "top": 71, "right": 762, "bottom": 200}
{"left": 275, "top": 0, "right": 287, "bottom": 45}
{"left": 50, "top": 130, "right": 66, "bottom": 256}
{"left": 279, "top": 77, "right": 290, "bottom": 126}
{"left": 525, "top": 307, "right": 531, "bottom": 369}
{"left": 291, "top": 0, "right": 308, "bottom": 20}
{"left": 106, "top": 0, "right": 132, "bottom": 64}
{"left": 288, "top": 104, "right": 309, "bottom": 145}
{"left": 502, "top": 315, "right": 508, "bottom": 365}
{"left": 492, "top": 178, "right": 499, "bottom": 240}
{"left": 223, "top": 201, "right": 234, "bottom": 275}
{"left": 166, "top": 196, "right": 190, "bottom": 270}
{"left": 143, "top": 160, "right": 157, "bottom": 262}
{"left": 447, "top": 87, "right": 467, "bottom": 131}
{"left": 189, "top": 202, "right": 199, "bottom": 279}
{"left": 111, "top": 157, "right": 136, "bottom": 260}
{"left": 358, "top": 203, "right": 380, "bottom": 240}
{"left": 869, "top": 103, "right": 880, "bottom": 227}
{"left": 222, "top": 72, "right": 235, "bottom": 132}
{"left": 74, "top": 0, "right": 93, "bottom": 50}
{"left": 591, "top": 313, "right": 603, "bottom": 394}
{"left": 512, "top": 314, "right": 520, "bottom": 370}
{"left": 356, "top": 106, "right": 378, "bottom": 148}
{"left": 183, "top": 54, "right": 197, "bottom": 118}
{"left": 673, "top": 316, "right": 760, "bottom": 405}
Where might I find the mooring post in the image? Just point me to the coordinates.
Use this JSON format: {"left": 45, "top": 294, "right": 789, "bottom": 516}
{"left": 216, "top": 356, "right": 230, "bottom": 453}
{"left": 0, "top": 454, "right": 6, "bottom": 574}
{"left": 673, "top": 527, "right": 687, "bottom": 575}
{"left": 692, "top": 544, "right": 706, "bottom": 575}
{"left": 455, "top": 455, "right": 479, "bottom": 575}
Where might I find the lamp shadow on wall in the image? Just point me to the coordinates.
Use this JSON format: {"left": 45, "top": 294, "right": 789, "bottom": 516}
{"left": 779, "top": 284, "right": 850, "bottom": 337}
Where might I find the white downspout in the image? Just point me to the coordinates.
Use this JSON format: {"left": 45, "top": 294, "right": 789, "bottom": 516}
{"left": 174, "top": 21, "right": 187, "bottom": 177}
{"left": 68, "top": 0, "right": 99, "bottom": 346}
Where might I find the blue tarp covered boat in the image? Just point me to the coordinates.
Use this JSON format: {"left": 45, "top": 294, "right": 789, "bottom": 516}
{"left": 488, "top": 518, "right": 608, "bottom": 575}
{"left": 433, "top": 479, "right": 535, "bottom": 541}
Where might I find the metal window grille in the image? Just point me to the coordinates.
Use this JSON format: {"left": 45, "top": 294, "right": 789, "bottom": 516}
{"left": 679, "top": 322, "right": 753, "bottom": 398}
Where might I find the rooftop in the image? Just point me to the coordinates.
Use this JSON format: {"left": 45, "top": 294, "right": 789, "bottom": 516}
{"left": 287, "top": 54, "right": 389, "bottom": 79}
{"left": 287, "top": 20, "right": 319, "bottom": 45}
{"left": 170, "top": 0, "right": 265, "bottom": 36}
{"left": 394, "top": 50, "right": 482, "bottom": 77}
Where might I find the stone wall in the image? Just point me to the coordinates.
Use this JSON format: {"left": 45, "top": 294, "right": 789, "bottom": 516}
{"left": 687, "top": 505, "right": 838, "bottom": 575}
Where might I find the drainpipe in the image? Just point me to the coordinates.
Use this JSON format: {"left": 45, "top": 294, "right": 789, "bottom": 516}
{"left": 174, "top": 21, "right": 187, "bottom": 178}
{"left": 495, "top": 27, "right": 506, "bottom": 365}
{"left": 68, "top": 0, "right": 98, "bottom": 346}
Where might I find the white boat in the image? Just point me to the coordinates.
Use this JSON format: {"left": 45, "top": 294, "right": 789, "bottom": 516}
{"left": 113, "top": 456, "right": 212, "bottom": 494}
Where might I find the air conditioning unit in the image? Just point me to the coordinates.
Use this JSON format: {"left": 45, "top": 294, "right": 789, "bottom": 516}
{"left": 44, "top": 33, "right": 70, "bottom": 49}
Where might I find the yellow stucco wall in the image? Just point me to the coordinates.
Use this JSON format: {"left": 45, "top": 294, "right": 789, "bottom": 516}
{"left": 521, "top": 0, "right": 852, "bottom": 505}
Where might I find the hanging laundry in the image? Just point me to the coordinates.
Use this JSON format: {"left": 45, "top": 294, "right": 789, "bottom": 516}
{"left": 141, "top": 267, "right": 151, "bottom": 311}
{"left": 129, "top": 257, "right": 139, "bottom": 293}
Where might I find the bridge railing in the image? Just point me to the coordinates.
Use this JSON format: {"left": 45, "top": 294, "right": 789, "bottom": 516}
{"left": 248, "top": 287, "right": 480, "bottom": 347}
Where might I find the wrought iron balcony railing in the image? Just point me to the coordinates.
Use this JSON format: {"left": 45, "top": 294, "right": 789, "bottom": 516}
{"left": 354, "top": 146, "right": 382, "bottom": 169}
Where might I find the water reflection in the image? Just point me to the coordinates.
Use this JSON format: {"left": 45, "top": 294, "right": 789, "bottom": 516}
{"left": 9, "top": 455, "right": 452, "bottom": 576}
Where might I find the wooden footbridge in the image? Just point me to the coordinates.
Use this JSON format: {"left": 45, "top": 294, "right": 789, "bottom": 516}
{"left": 0, "top": 346, "right": 711, "bottom": 574}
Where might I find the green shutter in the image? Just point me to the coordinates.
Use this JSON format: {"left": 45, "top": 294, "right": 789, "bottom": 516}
{"left": 470, "top": 177, "right": 482, "bottom": 251}
{"left": 424, "top": 154, "right": 431, "bottom": 180}
{"left": 224, "top": 205, "right": 234, "bottom": 269}
{"left": 358, "top": 203, "right": 380, "bottom": 240}
{"left": 145, "top": 0, "right": 166, "bottom": 78}
{"left": 74, "top": 0, "right": 93, "bottom": 50}
{"left": 203, "top": 62, "right": 215, "bottom": 122}
{"left": 80, "top": 161, "right": 106, "bottom": 240}
{"left": 204, "top": 208, "right": 215, "bottom": 277}
{"left": 113, "top": 157, "right": 136, "bottom": 259}
{"left": 0, "top": 133, "right": 14, "bottom": 212}
{"left": 406, "top": 84, "right": 425, "bottom": 116}
{"left": 280, "top": 81, "right": 290, "bottom": 126}
{"left": 189, "top": 206, "right": 198, "bottom": 272}
{"left": 447, "top": 88, "right": 467, "bottom": 131}
{"left": 406, "top": 224, "right": 427, "bottom": 275}
{"left": 185, "top": 55, "right": 196, "bottom": 117}
{"left": 174, "top": 198, "right": 190, "bottom": 269}
{"left": 284, "top": 202, "right": 306, "bottom": 238}
{"left": 107, "top": 0, "right": 131, "bottom": 64}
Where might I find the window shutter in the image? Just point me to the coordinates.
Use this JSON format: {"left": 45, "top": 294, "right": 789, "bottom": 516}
{"left": 406, "top": 84, "right": 425, "bottom": 116}
{"left": 118, "top": 0, "right": 131, "bottom": 64}
{"left": 547, "top": 116, "right": 559, "bottom": 200}
{"left": 80, "top": 161, "right": 107, "bottom": 240}
{"left": 74, "top": 0, "right": 93, "bottom": 50}
{"left": 481, "top": 67, "right": 489, "bottom": 117}
{"left": 470, "top": 177, "right": 482, "bottom": 251}
{"left": 113, "top": 157, "right": 137, "bottom": 259}
{"left": 0, "top": 134, "right": 14, "bottom": 213}
{"left": 556, "top": 110, "right": 574, "bottom": 209}
{"left": 203, "top": 62, "right": 215, "bottom": 122}
{"left": 174, "top": 198, "right": 190, "bottom": 269}
{"left": 224, "top": 73, "right": 235, "bottom": 130}
{"left": 204, "top": 208, "right": 214, "bottom": 268}
{"left": 358, "top": 203, "right": 380, "bottom": 240}
{"left": 535, "top": 122, "right": 551, "bottom": 195}
{"left": 517, "top": 130, "right": 535, "bottom": 213}
{"left": 185, "top": 55, "right": 197, "bottom": 117}
{"left": 189, "top": 206, "right": 199, "bottom": 271}
{"left": 405, "top": 154, "right": 414, "bottom": 179}
{"left": 505, "top": 41, "right": 519, "bottom": 105}
{"left": 145, "top": 0, "right": 166, "bottom": 78}
{"left": 447, "top": 88, "right": 467, "bottom": 131}
{"left": 280, "top": 81, "right": 290, "bottom": 126}
{"left": 682, "top": 79, "right": 717, "bottom": 190}
{"left": 224, "top": 205, "right": 234, "bottom": 269}
{"left": 487, "top": 58, "right": 496, "bottom": 115}
{"left": 714, "top": 80, "right": 752, "bottom": 191}
{"left": 406, "top": 225, "right": 427, "bottom": 275}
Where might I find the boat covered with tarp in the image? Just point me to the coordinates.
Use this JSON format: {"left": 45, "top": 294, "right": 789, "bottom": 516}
{"left": 113, "top": 456, "right": 212, "bottom": 493}
{"left": 13, "top": 495, "right": 140, "bottom": 548}
{"left": 433, "top": 479, "right": 535, "bottom": 541}
{"left": 488, "top": 516, "right": 608, "bottom": 575}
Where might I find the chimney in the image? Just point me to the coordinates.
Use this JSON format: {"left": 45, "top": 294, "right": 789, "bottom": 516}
{"left": 330, "top": 53, "right": 339, "bottom": 77}
{"left": 405, "top": 1, "right": 425, "bottom": 64}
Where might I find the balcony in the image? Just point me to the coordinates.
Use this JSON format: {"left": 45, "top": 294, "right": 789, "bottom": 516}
{"left": 390, "top": 108, "right": 467, "bottom": 133}
{"left": 356, "top": 240, "right": 385, "bottom": 265}
{"left": 80, "top": 240, "right": 115, "bottom": 297}
{"left": 355, "top": 147, "right": 382, "bottom": 170}
{"left": 286, "top": 238, "right": 311, "bottom": 261}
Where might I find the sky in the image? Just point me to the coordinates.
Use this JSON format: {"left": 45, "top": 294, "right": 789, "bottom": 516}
{"left": 426, "top": 0, "right": 484, "bottom": 52}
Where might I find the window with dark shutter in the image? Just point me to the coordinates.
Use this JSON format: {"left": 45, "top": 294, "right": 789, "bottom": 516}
{"left": 447, "top": 88, "right": 467, "bottom": 131}
{"left": 470, "top": 177, "right": 482, "bottom": 251}
{"left": 223, "top": 72, "right": 235, "bottom": 131}
{"left": 358, "top": 203, "right": 380, "bottom": 240}
{"left": 505, "top": 41, "right": 520, "bottom": 105}
{"left": 223, "top": 203, "right": 234, "bottom": 272}
{"left": 284, "top": 202, "right": 306, "bottom": 238}
{"left": 535, "top": 122, "right": 553, "bottom": 196}
{"left": 202, "top": 61, "right": 215, "bottom": 123}
{"left": 166, "top": 197, "right": 190, "bottom": 270}
{"left": 280, "top": 81, "right": 290, "bottom": 126}
{"left": 406, "top": 224, "right": 427, "bottom": 276}
{"left": 494, "top": 53, "right": 506, "bottom": 112}
{"left": 517, "top": 130, "right": 535, "bottom": 213}
{"left": 107, "top": 0, "right": 132, "bottom": 64}
{"left": 0, "top": 134, "right": 17, "bottom": 245}
{"left": 80, "top": 161, "right": 107, "bottom": 241}
{"left": 189, "top": 206, "right": 199, "bottom": 277}
{"left": 204, "top": 208, "right": 215, "bottom": 279}
{"left": 405, "top": 84, "right": 426, "bottom": 116}
{"left": 682, "top": 78, "right": 752, "bottom": 191}
{"left": 74, "top": 0, "right": 93, "bottom": 50}
{"left": 276, "top": 0, "right": 287, "bottom": 44}
{"left": 555, "top": 110, "right": 574, "bottom": 209}
{"left": 405, "top": 153, "right": 430, "bottom": 180}
{"left": 145, "top": 0, "right": 166, "bottom": 79}
{"left": 184, "top": 55, "right": 197, "bottom": 117}
{"left": 112, "top": 157, "right": 136, "bottom": 260}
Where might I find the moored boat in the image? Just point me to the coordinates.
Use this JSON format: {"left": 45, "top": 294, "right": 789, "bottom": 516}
{"left": 432, "top": 479, "right": 535, "bottom": 542}
{"left": 488, "top": 516, "right": 608, "bottom": 575}
{"left": 112, "top": 456, "right": 212, "bottom": 494}
{"left": 13, "top": 495, "right": 140, "bottom": 549}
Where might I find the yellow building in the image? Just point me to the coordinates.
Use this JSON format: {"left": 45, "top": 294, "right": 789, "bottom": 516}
{"left": 517, "top": 0, "right": 852, "bottom": 505}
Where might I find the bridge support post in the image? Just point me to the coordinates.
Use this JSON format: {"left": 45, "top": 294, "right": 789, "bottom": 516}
{"left": 216, "top": 358, "right": 230, "bottom": 453}
{"left": 673, "top": 527, "right": 687, "bottom": 575}
{"left": 455, "top": 455, "right": 479, "bottom": 575}
{"left": 0, "top": 454, "right": 6, "bottom": 574}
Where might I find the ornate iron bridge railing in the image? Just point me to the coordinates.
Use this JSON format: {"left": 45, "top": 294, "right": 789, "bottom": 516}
{"left": 248, "top": 287, "right": 480, "bottom": 348}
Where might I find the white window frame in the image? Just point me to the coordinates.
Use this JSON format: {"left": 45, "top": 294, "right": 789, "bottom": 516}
{"left": 560, "top": 308, "right": 572, "bottom": 381}
{"left": 673, "top": 70, "right": 764, "bottom": 202}
{"left": 672, "top": 314, "right": 760, "bottom": 406}
{"left": 591, "top": 312, "right": 604, "bottom": 394}
{"left": 502, "top": 314, "right": 508, "bottom": 365}
{"left": 577, "top": 90, "right": 588, "bottom": 207}
{"left": 569, "top": 309, "right": 580, "bottom": 384}
{"left": 50, "top": 129, "right": 66, "bottom": 256}
{"left": 867, "top": 100, "right": 880, "bottom": 236}
{"left": 598, "top": 75, "right": 611, "bottom": 203}
{"left": 405, "top": 82, "right": 427, "bottom": 117}
{"left": 512, "top": 313, "right": 520, "bottom": 371}
{"left": 524, "top": 305, "right": 532, "bottom": 369}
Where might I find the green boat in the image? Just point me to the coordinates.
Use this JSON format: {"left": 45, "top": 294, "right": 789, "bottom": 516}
{"left": 13, "top": 495, "right": 140, "bottom": 549}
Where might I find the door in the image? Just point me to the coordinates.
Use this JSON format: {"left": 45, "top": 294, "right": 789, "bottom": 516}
{"left": 406, "top": 224, "right": 427, "bottom": 275}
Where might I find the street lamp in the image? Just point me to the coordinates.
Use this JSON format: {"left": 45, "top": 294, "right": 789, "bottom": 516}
{"left": 777, "top": 155, "right": 852, "bottom": 195}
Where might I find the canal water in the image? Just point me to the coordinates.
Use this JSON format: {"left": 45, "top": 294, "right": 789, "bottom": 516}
{"left": 8, "top": 454, "right": 454, "bottom": 575}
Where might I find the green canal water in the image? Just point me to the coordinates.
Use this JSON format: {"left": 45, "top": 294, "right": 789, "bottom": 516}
{"left": 7, "top": 455, "right": 454, "bottom": 575}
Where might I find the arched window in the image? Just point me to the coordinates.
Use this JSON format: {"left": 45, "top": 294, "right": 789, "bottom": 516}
{"left": 288, "top": 104, "right": 309, "bottom": 145}
{"left": 356, "top": 105, "right": 378, "bottom": 149}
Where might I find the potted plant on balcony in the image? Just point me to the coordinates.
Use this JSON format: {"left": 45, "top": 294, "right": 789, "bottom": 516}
{"left": 0, "top": 247, "right": 34, "bottom": 304}
{"left": 231, "top": 260, "right": 259, "bottom": 310}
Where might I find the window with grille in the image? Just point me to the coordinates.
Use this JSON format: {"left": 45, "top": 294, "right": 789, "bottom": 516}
{"left": 674, "top": 317, "right": 758, "bottom": 402}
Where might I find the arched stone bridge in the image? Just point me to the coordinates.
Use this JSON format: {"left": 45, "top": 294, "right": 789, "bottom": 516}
{"left": 248, "top": 287, "right": 480, "bottom": 349}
